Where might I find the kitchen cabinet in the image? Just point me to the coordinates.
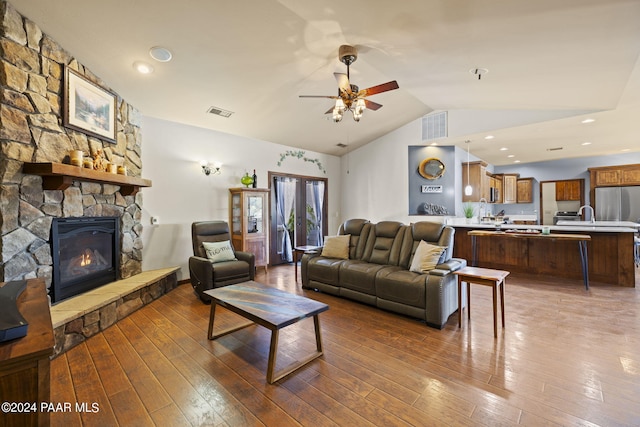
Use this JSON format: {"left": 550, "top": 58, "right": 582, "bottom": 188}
{"left": 588, "top": 164, "right": 640, "bottom": 187}
{"left": 516, "top": 178, "right": 534, "bottom": 203}
{"left": 555, "top": 179, "right": 582, "bottom": 201}
{"left": 462, "top": 161, "right": 488, "bottom": 202}
{"left": 229, "top": 188, "right": 270, "bottom": 270}
{"left": 502, "top": 174, "right": 519, "bottom": 204}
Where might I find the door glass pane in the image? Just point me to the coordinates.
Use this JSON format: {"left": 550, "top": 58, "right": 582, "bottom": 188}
{"left": 305, "top": 180, "right": 325, "bottom": 246}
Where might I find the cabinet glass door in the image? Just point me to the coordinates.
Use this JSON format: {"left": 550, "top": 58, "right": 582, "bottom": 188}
{"left": 231, "top": 193, "right": 241, "bottom": 234}
{"left": 247, "top": 195, "right": 263, "bottom": 234}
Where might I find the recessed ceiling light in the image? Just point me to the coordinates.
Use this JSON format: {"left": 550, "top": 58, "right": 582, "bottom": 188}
{"left": 507, "top": 154, "right": 515, "bottom": 158}
{"left": 581, "top": 142, "right": 592, "bottom": 146}
{"left": 149, "top": 46, "right": 172, "bottom": 62}
{"left": 514, "top": 160, "right": 521, "bottom": 163}
{"left": 485, "top": 135, "right": 495, "bottom": 140}
{"left": 469, "top": 68, "right": 489, "bottom": 80}
{"left": 621, "top": 148, "right": 631, "bottom": 152}
{"left": 133, "top": 61, "right": 154, "bottom": 74}
{"left": 500, "top": 147, "right": 508, "bottom": 151}
{"left": 581, "top": 118, "right": 595, "bottom": 124}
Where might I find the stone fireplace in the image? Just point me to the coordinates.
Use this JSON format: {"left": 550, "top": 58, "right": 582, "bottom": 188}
{"left": 0, "top": 2, "right": 143, "bottom": 293}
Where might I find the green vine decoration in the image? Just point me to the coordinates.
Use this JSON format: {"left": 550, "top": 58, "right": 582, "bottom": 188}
{"left": 277, "top": 150, "right": 326, "bottom": 174}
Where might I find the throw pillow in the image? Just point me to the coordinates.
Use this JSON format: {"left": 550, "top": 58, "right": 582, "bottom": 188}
{"left": 202, "top": 240, "right": 237, "bottom": 263}
{"left": 409, "top": 240, "right": 447, "bottom": 273}
{"left": 321, "top": 235, "right": 350, "bottom": 259}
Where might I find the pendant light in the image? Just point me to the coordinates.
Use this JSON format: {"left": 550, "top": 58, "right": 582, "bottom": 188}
{"left": 464, "top": 140, "right": 473, "bottom": 196}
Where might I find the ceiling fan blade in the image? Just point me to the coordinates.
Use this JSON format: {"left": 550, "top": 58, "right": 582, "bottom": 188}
{"left": 324, "top": 107, "right": 335, "bottom": 114}
{"left": 363, "top": 99, "right": 383, "bottom": 111}
{"left": 358, "top": 80, "right": 399, "bottom": 97}
{"left": 299, "top": 95, "right": 339, "bottom": 99}
{"left": 334, "top": 73, "right": 352, "bottom": 95}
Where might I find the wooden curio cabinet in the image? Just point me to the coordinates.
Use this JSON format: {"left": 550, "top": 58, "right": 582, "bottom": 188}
{"left": 229, "top": 188, "right": 270, "bottom": 271}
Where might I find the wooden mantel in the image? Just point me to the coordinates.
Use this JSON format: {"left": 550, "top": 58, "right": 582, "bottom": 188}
{"left": 23, "top": 162, "right": 152, "bottom": 196}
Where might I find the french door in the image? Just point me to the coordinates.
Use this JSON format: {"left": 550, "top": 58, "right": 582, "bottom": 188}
{"left": 269, "top": 172, "right": 328, "bottom": 265}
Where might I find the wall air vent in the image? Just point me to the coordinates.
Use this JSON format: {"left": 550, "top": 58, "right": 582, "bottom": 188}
{"left": 207, "top": 106, "right": 234, "bottom": 118}
{"left": 422, "top": 111, "right": 447, "bottom": 141}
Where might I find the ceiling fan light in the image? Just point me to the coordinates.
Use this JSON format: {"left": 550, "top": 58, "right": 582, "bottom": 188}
{"left": 332, "top": 108, "right": 343, "bottom": 122}
{"left": 335, "top": 99, "right": 345, "bottom": 113}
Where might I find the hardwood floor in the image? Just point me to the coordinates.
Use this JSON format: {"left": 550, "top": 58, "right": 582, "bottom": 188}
{"left": 50, "top": 266, "right": 640, "bottom": 426}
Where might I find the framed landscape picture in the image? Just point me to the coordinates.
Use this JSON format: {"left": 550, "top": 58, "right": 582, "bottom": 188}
{"left": 63, "top": 67, "right": 117, "bottom": 143}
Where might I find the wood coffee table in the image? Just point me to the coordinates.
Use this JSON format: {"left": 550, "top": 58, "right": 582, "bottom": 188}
{"left": 204, "top": 281, "right": 329, "bottom": 383}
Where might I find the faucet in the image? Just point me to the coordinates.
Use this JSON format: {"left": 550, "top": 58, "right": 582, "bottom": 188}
{"left": 578, "top": 205, "right": 595, "bottom": 223}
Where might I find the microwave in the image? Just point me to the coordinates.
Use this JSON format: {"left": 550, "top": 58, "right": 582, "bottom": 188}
{"left": 489, "top": 187, "right": 499, "bottom": 203}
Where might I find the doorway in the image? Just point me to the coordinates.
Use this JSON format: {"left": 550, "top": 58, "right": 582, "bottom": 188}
{"left": 269, "top": 172, "right": 328, "bottom": 265}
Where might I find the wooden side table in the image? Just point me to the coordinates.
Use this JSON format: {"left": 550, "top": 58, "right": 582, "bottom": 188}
{"left": 0, "top": 278, "right": 54, "bottom": 426}
{"left": 293, "top": 245, "right": 321, "bottom": 282}
{"left": 454, "top": 267, "right": 510, "bottom": 338}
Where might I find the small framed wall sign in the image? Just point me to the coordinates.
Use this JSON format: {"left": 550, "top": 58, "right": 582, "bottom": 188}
{"left": 63, "top": 67, "right": 117, "bottom": 143}
{"left": 421, "top": 185, "right": 443, "bottom": 193}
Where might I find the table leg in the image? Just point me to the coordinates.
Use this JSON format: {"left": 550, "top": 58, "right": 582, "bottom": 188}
{"left": 466, "top": 282, "right": 471, "bottom": 320}
{"left": 207, "top": 301, "right": 254, "bottom": 340}
{"left": 578, "top": 241, "right": 589, "bottom": 290}
{"left": 266, "top": 329, "right": 280, "bottom": 383}
{"left": 471, "top": 235, "right": 478, "bottom": 267}
{"left": 266, "top": 315, "right": 325, "bottom": 384}
{"left": 207, "top": 301, "right": 217, "bottom": 340}
{"left": 294, "top": 250, "right": 300, "bottom": 282}
{"left": 500, "top": 280, "right": 505, "bottom": 328}
{"left": 458, "top": 277, "right": 462, "bottom": 328}
{"left": 492, "top": 284, "right": 498, "bottom": 338}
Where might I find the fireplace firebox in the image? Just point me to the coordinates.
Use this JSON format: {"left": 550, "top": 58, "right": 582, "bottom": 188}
{"left": 51, "top": 217, "right": 120, "bottom": 303}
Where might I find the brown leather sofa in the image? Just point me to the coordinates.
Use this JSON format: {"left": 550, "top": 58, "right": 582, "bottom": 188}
{"left": 301, "top": 219, "right": 466, "bottom": 328}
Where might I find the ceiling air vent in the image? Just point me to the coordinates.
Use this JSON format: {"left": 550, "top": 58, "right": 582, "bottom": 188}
{"left": 546, "top": 147, "right": 563, "bottom": 151}
{"left": 422, "top": 111, "right": 447, "bottom": 141}
{"left": 207, "top": 106, "right": 234, "bottom": 118}
{"left": 336, "top": 143, "right": 348, "bottom": 148}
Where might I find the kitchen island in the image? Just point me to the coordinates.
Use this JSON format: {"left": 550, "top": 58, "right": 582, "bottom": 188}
{"left": 452, "top": 223, "right": 638, "bottom": 287}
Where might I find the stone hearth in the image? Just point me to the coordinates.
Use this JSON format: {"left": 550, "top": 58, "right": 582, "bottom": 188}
{"left": 50, "top": 267, "right": 179, "bottom": 357}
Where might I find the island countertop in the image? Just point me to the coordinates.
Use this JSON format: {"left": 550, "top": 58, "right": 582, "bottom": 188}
{"left": 450, "top": 222, "right": 638, "bottom": 233}
{"left": 452, "top": 223, "right": 637, "bottom": 287}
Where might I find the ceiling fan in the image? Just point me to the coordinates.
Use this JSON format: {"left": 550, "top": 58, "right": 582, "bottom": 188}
{"left": 299, "top": 45, "right": 399, "bottom": 122}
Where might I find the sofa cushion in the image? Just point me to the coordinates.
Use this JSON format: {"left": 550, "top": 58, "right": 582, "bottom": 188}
{"left": 339, "top": 260, "right": 386, "bottom": 296}
{"left": 375, "top": 267, "right": 427, "bottom": 309}
{"left": 203, "top": 240, "right": 237, "bottom": 263}
{"left": 321, "top": 235, "right": 350, "bottom": 259}
{"left": 409, "top": 240, "right": 446, "bottom": 273}
{"left": 306, "top": 257, "right": 344, "bottom": 286}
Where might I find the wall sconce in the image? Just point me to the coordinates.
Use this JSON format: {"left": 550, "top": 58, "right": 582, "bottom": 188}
{"left": 200, "top": 161, "right": 222, "bottom": 176}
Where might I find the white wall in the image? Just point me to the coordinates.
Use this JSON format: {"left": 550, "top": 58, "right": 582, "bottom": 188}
{"left": 340, "top": 118, "right": 472, "bottom": 224}
{"left": 140, "top": 117, "right": 341, "bottom": 279}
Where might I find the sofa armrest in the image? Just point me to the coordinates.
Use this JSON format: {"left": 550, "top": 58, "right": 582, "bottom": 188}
{"left": 432, "top": 258, "right": 466, "bottom": 274}
{"left": 235, "top": 251, "right": 256, "bottom": 279}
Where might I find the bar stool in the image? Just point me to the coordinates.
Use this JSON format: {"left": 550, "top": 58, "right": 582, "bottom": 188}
{"left": 454, "top": 266, "right": 510, "bottom": 338}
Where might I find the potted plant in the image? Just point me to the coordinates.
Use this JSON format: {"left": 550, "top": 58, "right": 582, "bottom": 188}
{"left": 463, "top": 202, "right": 475, "bottom": 223}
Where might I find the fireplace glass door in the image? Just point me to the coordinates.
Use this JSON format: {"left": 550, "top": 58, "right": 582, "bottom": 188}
{"left": 51, "top": 217, "right": 120, "bottom": 303}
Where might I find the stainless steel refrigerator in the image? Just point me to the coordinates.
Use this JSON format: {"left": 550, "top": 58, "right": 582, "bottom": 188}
{"left": 595, "top": 186, "right": 640, "bottom": 222}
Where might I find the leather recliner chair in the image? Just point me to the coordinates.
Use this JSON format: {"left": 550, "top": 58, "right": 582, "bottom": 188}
{"left": 189, "top": 221, "right": 255, "bottom": 302}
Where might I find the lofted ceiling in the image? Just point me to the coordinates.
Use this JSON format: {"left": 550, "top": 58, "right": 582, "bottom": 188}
{"left": 10, "top": 0, "right": 640, "bottom": 165}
